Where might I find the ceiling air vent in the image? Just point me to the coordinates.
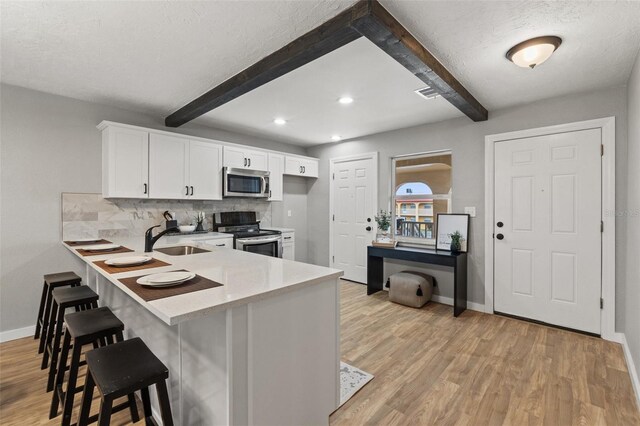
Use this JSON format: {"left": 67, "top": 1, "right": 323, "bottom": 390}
{"left": 414, "top": 85, "right": 440, "bottom": 100}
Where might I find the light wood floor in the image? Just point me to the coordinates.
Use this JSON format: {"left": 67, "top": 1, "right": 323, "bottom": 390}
{"left": 1, "top": 281, "right": 638, "bottom": 425}
{"left": 330, "top": 282, "right": 640, "bottom": 425}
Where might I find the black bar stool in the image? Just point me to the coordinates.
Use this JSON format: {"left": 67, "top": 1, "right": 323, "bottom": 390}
{"left": 50, "top": 307, "right": 138, "bottom": 426}
{"left": 78, "top": 337, "right": 174, "bottom": 426}
{"left": 35, "top": 272, "right": 82, "bottom": 354}
{"left": 42, "top": 285, "right": 99, "bottom": 392}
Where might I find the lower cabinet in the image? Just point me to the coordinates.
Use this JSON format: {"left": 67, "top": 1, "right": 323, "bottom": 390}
{"left": 282, "top": 232, "right": 295, "bottom": 260}
{"left": 200, "top": 237, "right": 234, "bottom": 249}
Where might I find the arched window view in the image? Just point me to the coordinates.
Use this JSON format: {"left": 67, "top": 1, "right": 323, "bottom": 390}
{"left": 393, "top": 153, "right": 452, "bottom": 244}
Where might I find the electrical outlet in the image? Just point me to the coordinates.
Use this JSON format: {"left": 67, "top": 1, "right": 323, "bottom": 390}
{"left": 287, "top": 210, "right": 292, "bottom": 217}
{"left": 464, "top": 207, "right": 476, "bottom": 217}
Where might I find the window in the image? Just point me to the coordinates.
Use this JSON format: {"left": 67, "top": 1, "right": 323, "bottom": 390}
{"left": 392, "top": 151, "right": 452, "bottom": 246}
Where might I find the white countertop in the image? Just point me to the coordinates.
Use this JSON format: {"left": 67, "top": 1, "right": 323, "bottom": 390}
{"left": 64, "top": 234, "right": 342, "bottom": 326}
{"left": 263, "top": 227, "right": 295, "bottom": 233}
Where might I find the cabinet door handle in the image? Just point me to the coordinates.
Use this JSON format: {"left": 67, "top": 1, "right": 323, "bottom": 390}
{"left": 143, "top": 183, "right": 148, "bottom": 194}
{"left": 302, "top": 166, "right": 306, "bottom": 173}
{"left": 190, "top": 186, "right": 194, "bottom": 196}
{"left": 284, "top": 236, "right": 292, "bottom": 240}
{"left": 269, "top": 190, "right": 272, "bottom": 198}
{"left": 248, "top": 158, "right": 251, "bottom": 168}
{"left": 244, "top": 157, "right": 247, "bottom": 167}
{"left": 216, "top": 243, "right": 225, "bottom": 247}
{"left": 185, "top": 186, "right": 189, "bottom": 196}
{"left": 299, "top": 166, "right": 303, "bottom": 173}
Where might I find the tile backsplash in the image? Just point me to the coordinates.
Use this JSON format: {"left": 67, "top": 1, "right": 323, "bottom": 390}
{"left": 62, "top": 193, "right": 272, "bottom": 240}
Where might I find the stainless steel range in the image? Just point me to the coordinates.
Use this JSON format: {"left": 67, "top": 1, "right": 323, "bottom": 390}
{"left": 213, "top": 211, "right": 282, "bottom": 258}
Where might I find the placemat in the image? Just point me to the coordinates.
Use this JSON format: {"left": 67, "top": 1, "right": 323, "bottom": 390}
{"left": 77, "top": 246, "right": 134, "bottom": 257}
{"left": 93, "top": 258, "right": 172, "bottom": 274}
{"left": 64, "top": 239, "right": 112, "bottom": 246}
{"left": 117, "top": 270, "right": 222, "bottom": 302}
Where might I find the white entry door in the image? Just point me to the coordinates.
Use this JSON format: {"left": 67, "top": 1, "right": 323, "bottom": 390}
{"left": 494, "top": 129, "right": 602, "bottom": 334}
{"left": 332, "top": 155, "right": 377, "bottom": 283}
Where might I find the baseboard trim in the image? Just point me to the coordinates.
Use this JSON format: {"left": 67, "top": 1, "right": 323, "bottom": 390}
{"left": 619, "top": 333, "right": 640, "bottom": 410}
{"left": 431, "top": 295, "right": 485, "bottom": 313}
{"left": 0, "top": 324, "right": 36, "bottom": 343}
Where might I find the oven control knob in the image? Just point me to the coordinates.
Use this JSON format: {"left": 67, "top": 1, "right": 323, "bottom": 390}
{"left": 366, "top": 226, "right": 372, "bottom": 231}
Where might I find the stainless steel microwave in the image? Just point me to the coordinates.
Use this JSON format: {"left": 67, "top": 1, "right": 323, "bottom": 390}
{"left": 223, "top": 167, "right": 270, "bottom": 198}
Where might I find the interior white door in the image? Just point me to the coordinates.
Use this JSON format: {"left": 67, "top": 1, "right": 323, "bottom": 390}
{"left": 189, "top": 140, "right": 223, "bottom": 200}
{"left": 332, "top": 156, "right": 376, "bottom": 283}
{"left": 494, "top": 129, "right": 602, "bottom": 334}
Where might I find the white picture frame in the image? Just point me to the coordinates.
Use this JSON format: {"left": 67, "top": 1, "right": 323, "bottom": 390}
{"left": 435, "top": 213, "right": 470, "bottom": 252}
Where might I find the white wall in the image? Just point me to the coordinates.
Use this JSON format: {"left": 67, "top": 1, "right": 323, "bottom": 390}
{"left": 307, "top": 86, "right": 628, "bottom": 320}
{"left": 0, "top": 83, "right": 307, "bottom": 334}
{"left": 624, "top": 50, "right": 640, "bottom": 385}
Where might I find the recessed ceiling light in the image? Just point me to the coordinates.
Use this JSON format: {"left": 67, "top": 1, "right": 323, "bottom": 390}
{"left": 506, "top": 36, "right": 562, "bottom": 69}
{"left": 331, "top": 135, "right": 342, "bottom": 142}
{"left": 273, "top": 118, "right": 287, "bottom": 125}
{"left": 338, "top": 96, "right": 354, "bottom": 104}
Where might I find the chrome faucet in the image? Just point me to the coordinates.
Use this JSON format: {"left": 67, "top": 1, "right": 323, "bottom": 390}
{"left": 145, "top": 225, "right": 179, "bottom": 253}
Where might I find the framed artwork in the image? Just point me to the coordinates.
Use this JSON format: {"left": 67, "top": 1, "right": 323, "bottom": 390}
{"left": 435, "top": 213, "right": 470, "bottom": 252}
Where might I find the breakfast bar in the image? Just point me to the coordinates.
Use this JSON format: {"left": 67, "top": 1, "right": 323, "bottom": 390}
{"left": 63, "top": 236, "right": 343, "bottom": 425}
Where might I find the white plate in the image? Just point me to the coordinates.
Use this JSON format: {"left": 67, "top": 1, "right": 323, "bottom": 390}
{"left": 136, "top": 272, "right": 196, "bottom": 287}
{"left": 71, "top": 238, "right": 102, "bottom": 243}
{"left": 105, "top": 256, "right": 152, "bottom": 267}
{"left": 84, "top": 244, "right": 120, "bottom": 252}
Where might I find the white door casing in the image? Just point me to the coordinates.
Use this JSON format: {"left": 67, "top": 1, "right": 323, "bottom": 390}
{"left": 485, "top": 117, "right": 618, "bottom": 341}
{"left": 493, "top": 129, "right": 601, "bottom": 334}
{"left": 330, "top": 153, "right": 378, "bottom": 283}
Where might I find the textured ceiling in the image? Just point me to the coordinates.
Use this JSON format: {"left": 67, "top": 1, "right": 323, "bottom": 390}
{"left": 381, "top": 0, "right": 640, "bottom": 110}
{"left": 194, "top": 37, "right": 463, "bottom": 146}
{"left": 2, "top": 1, "right": 640, "bottom": 146}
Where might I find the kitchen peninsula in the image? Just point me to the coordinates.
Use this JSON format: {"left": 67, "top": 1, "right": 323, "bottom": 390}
{"left": 63, "top": 233, "right": 342, "bottom": 425}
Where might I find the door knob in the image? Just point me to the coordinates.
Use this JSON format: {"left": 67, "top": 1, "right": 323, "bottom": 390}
{"left": 496, "top": 233, "right": 504, "bottom": 240}
{"left": 366, "top": 226, "right": 372, "bottom": 231}
{"left": 497, "top": 221, "right": 504, "bottom": 228}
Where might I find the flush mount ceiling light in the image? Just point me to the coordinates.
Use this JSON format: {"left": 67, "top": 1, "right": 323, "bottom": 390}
{"left": 506, "top": 36, "right": 562, "bottom": 69}
{"left": 338, "top": 96, "right": 354, "bottom": 104}
{"left": 331, "top": 135, "right": 342, "bottom": 142}
{"left": 273, "top": 118, "right": 287, "bottom": 125}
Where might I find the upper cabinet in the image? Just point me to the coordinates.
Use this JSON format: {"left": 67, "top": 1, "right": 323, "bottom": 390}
{"left": 99, "top": 121, "right": 318, "bottom": 200}
{"left": 101, "top": 125, "right": 149, "bottom": 198}
{"left": 268, "top": 153, "right": 284, "bottom": 201}
{"left": 149, "top": 133, "right": 189, "bottom": 199}
{"left": 223, "top": 146, "right": 268, "bottom": 171}
{"left": 284, "top": 156, "right": 319, "bottom": 178}
{"left": 148, "top": 134, "right": 223, "bottom": 200}
{"left": 188, "top": 140, "right": 223, "bottom": 200}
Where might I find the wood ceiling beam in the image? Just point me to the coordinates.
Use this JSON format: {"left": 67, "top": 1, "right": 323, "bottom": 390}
{"left": 165, "top": 0, "right": 487, "bottom": 128}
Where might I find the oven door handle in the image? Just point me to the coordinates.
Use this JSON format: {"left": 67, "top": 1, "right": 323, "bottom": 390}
{"left": 261, "top": 176, "right": 268, "bottom": 195}
{"left": 237, "top": 236, "right": 282, "bottom": 245}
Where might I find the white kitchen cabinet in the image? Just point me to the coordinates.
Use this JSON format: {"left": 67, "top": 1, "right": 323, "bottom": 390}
{"left": 101, "top": 125, "right": 149, "bottom": 198}
{"left": 223, "top": 146, "right": 268, "bottom": 171}
{"left": 189, "top": 141, "right": 223, "bottom": 200}
{"left": 284, "top": 156, "right": 319, "bottom": 178}
{"left": 282, "top": 231, "right": 295, "bottom": 260}
{"left": 149, "top": 133, "right": 189, "bottom": 199}
{"left": 149, "top": 135, "right": 223, "bottom": 200}
{"left": 268, "top": 153, "right": 284, "bottom": 201}
{"left": 200, "top": 237, "right": 234, "bottom": 249}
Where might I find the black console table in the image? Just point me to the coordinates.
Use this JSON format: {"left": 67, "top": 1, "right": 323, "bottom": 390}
{"left": 367, "top": 245, "right": 468, "bottom": 317}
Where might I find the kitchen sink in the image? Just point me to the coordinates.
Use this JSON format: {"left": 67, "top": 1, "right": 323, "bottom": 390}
{"left": 155, "top": 245, "right": 211, "bottom": 256}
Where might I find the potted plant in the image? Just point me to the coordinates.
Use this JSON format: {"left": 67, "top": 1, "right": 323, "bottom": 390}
{"left": 374, "top": 209, "right": 392, "bottom": 242}
{"left": 449, "top": 230, "right": 463, "bottom": 253}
